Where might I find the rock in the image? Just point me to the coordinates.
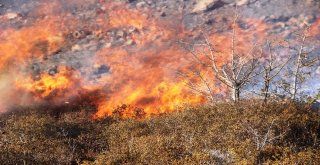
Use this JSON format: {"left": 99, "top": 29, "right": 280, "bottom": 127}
{"left": 104, "top": 42, "right": 112, "bottom": 48}
{"left": 145, "top": 0, "right": 153, "bottom": 5}
{"left": 125, "top": 39, "right": 135, "bottom": 46}
{"left": 93, "top": 64, "right": 100, "bottom": 69}
{"left": 71, "top": 44, "right": 81, "bottom": 52}
{"left": 88, "top": 45, "right": 98, "bottom": 51}
{"left": 117, "top": 37, "right": 125, "bottom": 43}
{"left": 192, "top": 0, "right": 217, "bottom": 13}
{"left": 142, "top": 13, "right": 149, "bottom": 18}
{"left": 236, "top": 0, "right": 249, "bottom": 6}
{"left": 160, "top": 11, "right": 166, "bottom": 17}
{"left": 5, "top": 12, "right": 18, "bottom": 20}
{"left": 48, "top": 66, "right": 58, "bottom": 76}
{"left": 100, "top": 6, "right": 106, "bottom": 11}
{"left": 30, "top": 63, "right": 41, "bottom": 80}
{"left": 72, "top": 30, "right": 85, "bottom": 39}
{"left": 316, "top": 67, "right": 320, "bottom": 75}
{"left": 156, "top": 6, "right": 162, "bottom": 12}
{"left": 116, "top": 30, "right": 126, "bottom": 38}
{"left": 82, "top": 41, "right": 98, "bottom": 51}
{"left": 94, "top": 64, "right": 110, "bottom": 75}
{"left": 136, "top": 1, "right": 147, "bottom": 9}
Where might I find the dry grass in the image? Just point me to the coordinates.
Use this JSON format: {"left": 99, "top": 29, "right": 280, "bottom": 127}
{"left": 0, "top": 101, "right": 320, "bottom": 164}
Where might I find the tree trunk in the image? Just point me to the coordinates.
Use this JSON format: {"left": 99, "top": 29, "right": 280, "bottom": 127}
{"left": 231, "top": 87, "right": 240, "bottom": 102}
{"left": 292, "top": 59, "right": 301, "bottom": 100}
{"left": 292, "top": 34, "right": 306, "bottom": 100}
{"left": 263, "top": 78, "right": 270, "bottom": 103}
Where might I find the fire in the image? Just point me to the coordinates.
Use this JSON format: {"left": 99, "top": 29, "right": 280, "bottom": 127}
{"left": 89, "top": 2, "right": 203, "bottom": 118}
{"left": 15, "top": 67, "right": 76, "bottom": 100}
{"left": 0, "top": 0, "right": 270, "bottom": 118}
{"left": 95, "top": 81, "right": 205, "bottom": 118}
{"left": 310, "top": 18, "right": 320, "bottom": 37}
{"left": 0, "top": 0, "right": 266, "bottom": 118}
{"left": 0, "top": 0, "right": 318, "bottom": 118}
{"left": 0, "top": 18, "right": 64, "bottom": 70}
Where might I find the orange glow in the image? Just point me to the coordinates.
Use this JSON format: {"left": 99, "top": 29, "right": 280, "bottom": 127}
{"left": 95, "top": 81, "right": 205, "bottom": 118}
{"left": 0, "top": 0, "right": 317, "bottom": 119}
{"left": 0, "top": 18, "right": 64, "bottom": 70}
{"left": 15, "top": 67, "right": 75, "bottom": 100}
{"left": 0, "top": 1, "right": 268, "bottom": 118}
{"left": 310, "top": 18, "right": 320, "bottom": 36}
{"left": 0, "top": 1, "right": 272, "bottom": 118}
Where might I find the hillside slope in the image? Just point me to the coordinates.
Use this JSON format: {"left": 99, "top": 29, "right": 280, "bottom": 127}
{"left": 0, "top": 101, "right": 319, "bottom": 164}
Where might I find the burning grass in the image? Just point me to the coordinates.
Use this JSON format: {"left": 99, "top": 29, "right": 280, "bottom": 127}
{"left": 0, "top": 100, "right": 319, "bottom": 164}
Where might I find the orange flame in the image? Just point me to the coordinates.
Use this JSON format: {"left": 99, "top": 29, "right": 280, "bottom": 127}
{"left": 15, "top": 67, "right": 76, "bottom": 100}
{"left": 0, "top": 18, "right": 64, "bottom": 70}
{"left": 0, "top": 0, "right": 269, "bottom": 118}
{"left": 0, "top": 0, "right": 317, "bottom": 118}
{"left": 95, "top": 81, "right": 205, "bottom": 118}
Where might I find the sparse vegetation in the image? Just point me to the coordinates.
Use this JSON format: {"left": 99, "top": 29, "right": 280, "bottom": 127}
{"left": 1, "top": 101, "right": 319, "bottom": 164}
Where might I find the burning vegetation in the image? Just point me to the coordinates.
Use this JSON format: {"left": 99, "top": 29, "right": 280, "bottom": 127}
{"left": 0, "top": 0, "right": 320, "bottom": 164}
{"left": 0, "top": 0, "right": 319, "bottom": 118}
{"left": 0, "top": 0, "right": 207, "bottom": 117}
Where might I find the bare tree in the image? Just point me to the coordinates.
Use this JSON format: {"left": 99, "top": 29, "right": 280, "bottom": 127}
{"left": 178, "top": 69, "right": 216, "bottom": 104}
{"left": 243, "top": 119, "right": 286, "bottom": 152}
{"left": 290, "top": 27, "right": 318, "bottom": 100}
{"left": 260, "top": 40, "right": 291, "bottom": 103}
{"left": 180, "top": 13, "right": 261, "bottom": 102}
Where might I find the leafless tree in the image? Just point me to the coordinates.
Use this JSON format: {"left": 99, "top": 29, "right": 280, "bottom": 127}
{"left": 260, "top": 40, "right": 292, "bottom": 103}
{"left": 178, "top": 69, "right": 216, "bottom": 104}
{"left": 275, "top": 27, "right": 320, "bottom": 101}
{"left": 291, "top": 27, "right": 317, "bottom": 100}
{"left": 243, "top": 119, "right": 286, "bottom": 152}
{"left": 180, "top": 12, "right": 261, "bottom": 102}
